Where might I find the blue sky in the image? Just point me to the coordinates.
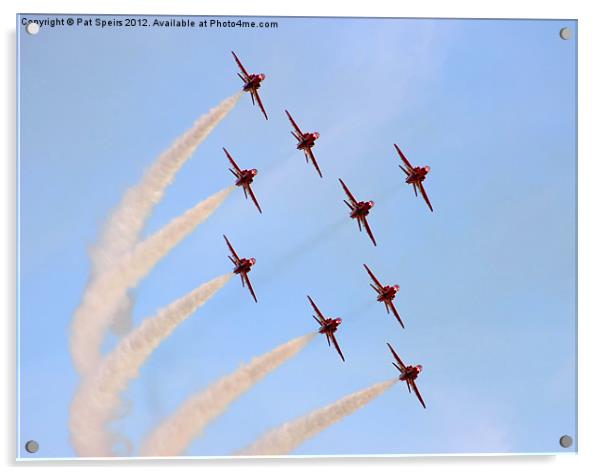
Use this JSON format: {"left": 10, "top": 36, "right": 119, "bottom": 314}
{"left": 17, "top": 15, "right": 576, "bottom": 458}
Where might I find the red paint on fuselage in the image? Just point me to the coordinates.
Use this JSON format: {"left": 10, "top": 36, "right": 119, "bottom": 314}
{"left": 318, "top": 317, "right": 342, "bottom": 335}
{"left": 399, "top": 365, "right": 422, "bottom": 382}
{"left": 297, "top": 132, "right": 320, "bottom": 150}
{"left": 406, "top": 166, "right": 430, "bottom": 185}
{"left": 378, "top": 285, "right": 399, "bottom": 303}
{"left": 233, "top": 257, "right": 255, "bottom": 275}
{"left": 235, "top": 169, "right": 257, "bottom": 187}
{"left": 350, "top": 201, "right": 374, "bottom": 219}
{"left": 243, "top": 74, "right": 265, "bottom": 92}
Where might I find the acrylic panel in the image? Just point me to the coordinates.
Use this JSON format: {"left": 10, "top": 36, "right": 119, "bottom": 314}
{"left": 16, "top": 14, "right": 577, "bottom": 459}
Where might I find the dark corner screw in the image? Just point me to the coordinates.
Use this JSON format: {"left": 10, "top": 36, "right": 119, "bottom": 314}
{"left": 25, "top": 440, "right": 39, "bottom": 454}
{"left": 559, "top": 435, "right": 573, "bottom": 448}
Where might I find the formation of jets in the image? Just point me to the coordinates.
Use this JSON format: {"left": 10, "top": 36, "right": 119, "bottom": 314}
{"left": 223, "top": 52, "right": 429, "bottom": 409}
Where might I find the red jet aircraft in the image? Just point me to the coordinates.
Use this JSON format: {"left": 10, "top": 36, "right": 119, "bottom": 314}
{"left": 232, "top": 51, "right": 268, "bottom": 120}
{"left": 285, "top": 110, "right": 322, "bottom": 177}
{"left": 394, "top": 144, "right": 433, "bottom": 212}
{"left": 363, "top": 264, "right": 404, "bottom": 328}
{"left": 307, "top": 295, "right": 345, "bottom": 362}
{"left": 224, "top": 235, "right": 257, "bottom": 303}
{"left": 339, "top": 178, "right": 377, "bottom": 246}
{"left": 223, "top": 147, "right": 262, "bottom": 214}
{"left": 387, "top": 342, "right": 426, "bottom": 409}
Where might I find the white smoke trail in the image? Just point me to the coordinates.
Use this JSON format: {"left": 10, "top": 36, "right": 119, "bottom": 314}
{"left": 91, "top": 93, "right": 242, "bottom": 276}
{"left": 109, "top": 290, "right": 136, "bottom": 337}
{"left": 69, "top": 274, "right": 233, "bottom": 457}
{"left": 88, "top": 92, "right": 241, "bottom": 340}
{"left": 70, "top": 186, "right": 234, "bottom": 376}
{"left": 126, "top": 186, "right": 233, "bottom": 276}
{"left": 140, "top": 333, "right": 317, "bottom": 457}
{"left": 236, "top": 379, "right": 397, "bottom": 456}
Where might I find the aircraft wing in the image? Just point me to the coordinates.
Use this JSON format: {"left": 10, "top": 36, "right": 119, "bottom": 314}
{"left": 307, "top": 295, "right": 326, "bottom": 323}
{"left": 245, "top": 184, "right": 262, "bottom": 214}
{"left": 243, "top": 272, "right": 258, "bottom": 303}
{"left": 223, "top": 148, "right": 241, "bottom": 173}
{"left": 338, "top": 179, "right": 358, "bottom": 205}
{"left": 362, "top": 217, "right": 377, "bottom": 246}
{"left": 253, "top": 90, "right": 269, "bottom": 120}
{"left": 389, "top": 301, "right": 405, "bottom": 329}
{"left": 231, "top": 51, "right": 250, "bottom": 80}
{"left": 418, "top": 182, "right": 434, "bottom": 212}
{"left": 223, "top": 235, "right": 240, "bottom": 262}
{"left": 306, "top": 147, "right": 323, "bottom": 178}
{"left": 411, "top": 380, "right": 427, "bottom": 409}
{"left": 330, "top": 332, "right": 345, "bottom": 362}
{"left": 387, "top": 342, "right": 407, "bottom": 371}
{"left": 363, "top": 264, "right": 383, "bottom": 290}
{"left": 394, "top": 144, "right": 414, "bottom": 173}
{"left": 285, "top": 110, "right": 303, "bottom": 135}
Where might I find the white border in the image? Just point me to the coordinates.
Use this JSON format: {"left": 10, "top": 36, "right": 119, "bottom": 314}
{"left": 4, "top": 1, "right": 600, "bottom": 473}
